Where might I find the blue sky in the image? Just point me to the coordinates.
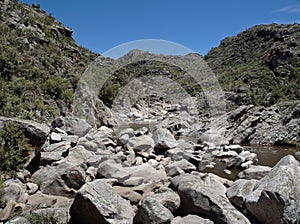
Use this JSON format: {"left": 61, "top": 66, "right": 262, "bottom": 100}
{"left": 20, "top": 0, "right": 300, "bottom": 58}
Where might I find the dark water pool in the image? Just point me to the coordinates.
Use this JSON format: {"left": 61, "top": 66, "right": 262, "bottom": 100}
{"left": 203, "top": 145, "right": 299, "bottom": 180}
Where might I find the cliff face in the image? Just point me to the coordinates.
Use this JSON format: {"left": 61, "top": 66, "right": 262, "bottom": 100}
{"left": 0, "top": 0, "right": 98, "bottom": 122}
{"left": 205, "top": 23, "right": 300, "bottom": 107}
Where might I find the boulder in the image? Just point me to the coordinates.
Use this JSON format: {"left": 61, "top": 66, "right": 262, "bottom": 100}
{"left": 170, "top": 173, "right": 203, "bottom": 189}
{"left": 2, "top": 179, "right": 28, "bottom": 205}
{"left": 199, "top": 173, "right": 234, "bottom": 188}
{"left": 31, "top": 162, "right": 86, "bottom": 197}
{"left": 237, "top": 165, "right": 272, "bottom": 180}
{"left": 239, "top": 151, "right": 257, "bottom": 163}
{"left": 226, "top": 179, "right": 258, "bottom": 209}
{"left": 44, "top": 141, "right": 71, "bottom": 153}
{"left": 171, "top": 215, "right": 213, "bottom": 224}
{"left": 117, "top": 128, "right": 135, "bottom": 144}
{"left": 77, "top": 129, "right": 108, "bottom": 152}
{"left": 227, "top": 155, "right": 244, "bottom": 168}
{"left": 26, "top": 191, "right": 72, "bottom": 212}
{"left": 124, "top": 163, "right": 167, "bottom": 183}
{"left": 79, "top": 140, "right": 106, "bottom": 153}
{"left": 199, "top": 133, "right": 229, "bottom": 146}
{"left": 224, "top": 145, "right": 244, "bottom": 153}
{"left": 0, "top": 200, "right": 24, "bottom": 222}
{"left": 245, "top": 155, "right": 300, "bottom": 224}
{"left": 134, "top": 197, "right": 174, "bottom": 224}
{"left": 213, "top": 150, "right": 238, "bottom": 158}
{"left": 61, "top": 135, "right": 79, "bottom": 145}
{"left": 112, "top": 186, "right": 142, "bottom": 204}
{"left": 0, "top": 116, "right": 49, "bottom": 147}
{"left": 118, "top": 127, "right": 135, "bottom": 138}
{"left": 66, "top": 145, "right": 94, "bottom": 165}
{"left": 127, "top": 135, "right": 155, "bottom": 156}
{"left": 70, "top": 180, "right": 134, "bottom": 224}
{"left": 72, "top": 81, "right": 114, "bottom": 127}
{"left": 50, "top": 132, "right": 63, "bottom": 143}
{"left": 51, "top": 116, "right": 91, "bottom": 137}
{"left": 165, "top": 159, "right": 196, "bottom": 177}
{"left": 122, "top": 177, "right": 144, "bottom": 187}
{"left": 39, "top": 151, "right": 63, "bottom": 166}
{"left": 152, "top": 127, "right": 178, "bottom": 150}
{"left": 148, "top": 188, "right": 181, "bottom": 212}
{"left": 175, "top": 139, "right": 196, "bottom": 151}
{"left": 97, "top": 160, "right": 131, "bottom": 183}
{"left": 5, "top": 216, "right": 29, "bottom": 224}
{"left": 134, "top": 156, "right": 143, "bottom": 166}
{"left": 118, "top": 134, "right": 130, "bottom": 145}
{"left": 172, "top": 174, "right": 250, "bottom": 224}
{"left": 134, "top": 126, "right": 149, "bottom": 136}
{"left": 240, "top": 161, "right": 253, "bottom": 168}
{"left": 165, "top": 148, "right": 192, "bottom": 161}
{"left": 25, "top": 183, "right": 39, "bottom": 195}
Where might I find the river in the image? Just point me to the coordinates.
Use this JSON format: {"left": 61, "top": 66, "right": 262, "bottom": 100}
{"left": 203, "top": 145, "right": 299, "bottom": 180}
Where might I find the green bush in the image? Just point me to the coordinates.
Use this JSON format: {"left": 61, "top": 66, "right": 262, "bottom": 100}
{"left": 28, "top": 213, "right": 60, "bottom": 224}
{"left": 0, "top": 122, "right": 30, "bottom": 176}
{"left": 269, "top": 88, "right": 284, "bottom": 105}
{"left": 279, "top": 139, "right": 300, "bottom": 148}
{"left": 41, "top": 76, "right": 74, "bottom": 106}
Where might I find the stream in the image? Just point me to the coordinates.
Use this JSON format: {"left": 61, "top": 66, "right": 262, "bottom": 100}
{"left": 203, "top": 145, "right": 299, "bottom": 180}
{"left": 118, "top": 121, "right": 299, "bottom": 180}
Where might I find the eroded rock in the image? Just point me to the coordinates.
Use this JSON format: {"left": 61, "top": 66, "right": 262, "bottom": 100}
{"left": 134, "top": 197, "right": 174, "bottom": 224}
{"left": 70, "top": 180, "right": 134, "bottom": 224}
{"left": 171, "top": 215, "right": 213, "bottom": 224}
{"left": 245, "top": 155, "right": 300, "bottom": 224}
{"left": 172, "top": 174, "right": 250, "bottom": 224}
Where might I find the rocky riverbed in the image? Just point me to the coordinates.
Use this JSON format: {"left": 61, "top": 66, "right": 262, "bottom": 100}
{"left": 0, "top": 97, "right": 299, "bottom": 224}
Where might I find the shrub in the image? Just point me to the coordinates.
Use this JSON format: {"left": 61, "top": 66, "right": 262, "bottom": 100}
{"left": 0, "top": 122, "right": 30, "bottom": 176}
{"left": 269, "top": 88, "right": 284, "bottom": 105}
{"left": 28, "top": 213, "right": 60, "bottom": 224}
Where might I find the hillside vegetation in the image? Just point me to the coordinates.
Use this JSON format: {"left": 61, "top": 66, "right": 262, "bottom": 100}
{"left": 98, "top": 51, "right": 203, "bottom": 108}
{"left": 99, "top": 24, "right": 300, "bottom": 109}
{"left": 0, "top": 0, "right": 98, "bottom": 122}
{"left": 205, "top": 23, "right": 300, "bottom": 106}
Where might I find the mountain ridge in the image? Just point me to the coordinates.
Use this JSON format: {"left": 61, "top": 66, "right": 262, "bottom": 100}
{"left": 205, "top": 23, "right": 300, "bottom": 106}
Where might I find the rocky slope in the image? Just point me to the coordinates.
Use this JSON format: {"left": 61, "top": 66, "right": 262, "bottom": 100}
{"left": 0, "top": 0, "right": 98, "bottom": 122}
{"left": 205, "top": 23, "right": 300, "bottom": 107}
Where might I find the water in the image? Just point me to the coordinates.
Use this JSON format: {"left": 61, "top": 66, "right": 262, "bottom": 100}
{"left": 203, "top": 145, "right": 299, "bottom": 180}
{"left": 249, "top": 145, "right": 299, "bottom": 167}
{"left": 116, "top": 121, "right": 300, "bottom": 180}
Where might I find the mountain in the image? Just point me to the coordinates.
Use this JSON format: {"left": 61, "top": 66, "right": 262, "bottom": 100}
{"left": 0, "top": 0, "right": 98, "bottom": 122}
{"left": 1, "top": 1, "right": 299, "bottom": 122}
{"left": 98, "top": 24, "right": 300, "bottom": 112}
{"left": 205, "top": 23, "right": 300, "bottom": 107}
